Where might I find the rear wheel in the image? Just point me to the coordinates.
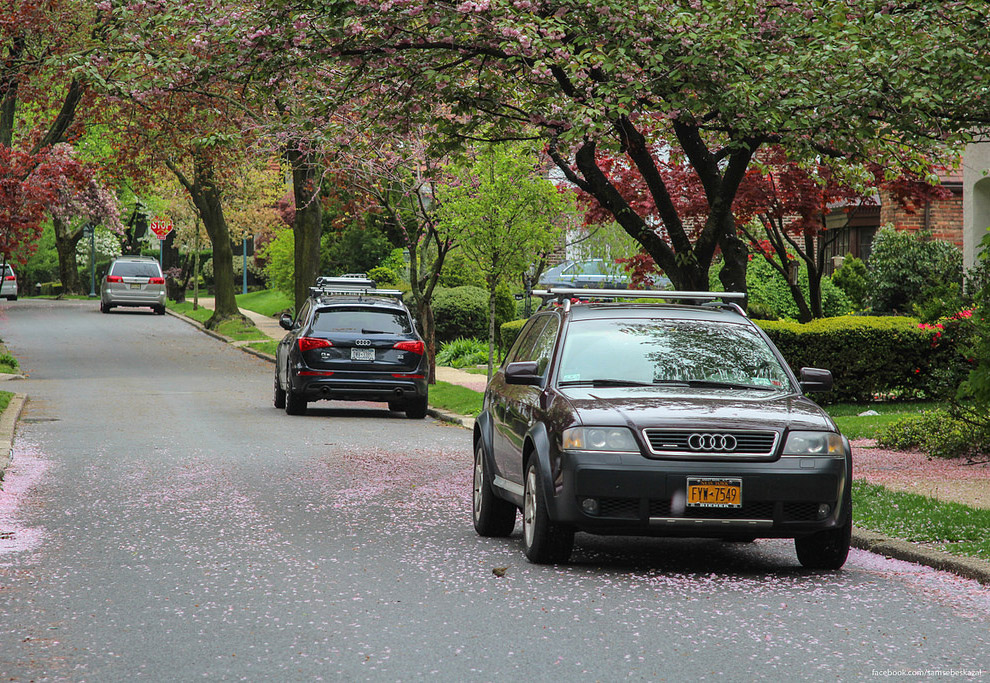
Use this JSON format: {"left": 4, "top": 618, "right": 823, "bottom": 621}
{"left": 405, "top": 395, "right": 428, "bottom": 419}
{"left": 273, "top": 373, "right": 286, "bottom": 409}
{"left": 795, "top": 515, "right": 851, "bottom": 570}
{"left": 472, "top": 443, "right": 516, "bottom": 537}
{"left": 522, "top": 460, "right": 574, "bottom": 564}
{"left": 100, "top": 301, "right": 111, "bottom": 313}
{"left": 284, "top": 388, "right": 307, "bottom": 416}
{"left": 387, "top": 401, "right": 402, "bottom": 412}
{"left": 154, "top": 305, "right": 166, "bottom": 315}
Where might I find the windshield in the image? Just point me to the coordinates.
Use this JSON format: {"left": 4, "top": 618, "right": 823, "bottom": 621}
{"left": 557, "top": 318, "right": 793, "bottom": 391}
{"left": 312, "top": 308, "right": 412, "bottom": 335}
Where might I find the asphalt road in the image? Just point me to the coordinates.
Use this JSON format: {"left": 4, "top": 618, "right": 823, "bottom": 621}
{"left": 0, "top": 299, "right": 988, "bottom": 681}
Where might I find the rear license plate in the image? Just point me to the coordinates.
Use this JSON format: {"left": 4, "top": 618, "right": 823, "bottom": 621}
{"left": 129, "top": 283, "right": 141, "bottom": 289}
{"left": 351, "top": 348, "right": 375, "bottom": 361}
{"left": 687, "top": 477, "right": 742, "bottom": 508}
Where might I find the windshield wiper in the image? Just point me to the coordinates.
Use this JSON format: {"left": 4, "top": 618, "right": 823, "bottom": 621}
{"left": 361, "top": 329, "right": 384, "bottom": 334}
{"left": 681, "top": 379, "right": 780, "bottom": 391}
{"left": 559, "top": 378, "right": 654, "bottom": 387}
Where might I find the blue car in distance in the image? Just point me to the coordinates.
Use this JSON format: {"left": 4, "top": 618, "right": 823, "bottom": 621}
{"left": 538, "top": 259, "right": 669, "bottom": 290}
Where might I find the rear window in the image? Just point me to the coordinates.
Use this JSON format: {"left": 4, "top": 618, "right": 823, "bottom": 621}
{"left": 111, "top": 261, "right": 162, "bottom": 278}
{"left": 311, "top": 307, "right": 412, "bottom": 335}
{"left": 2, "top": 265, "right": 12, "bottom": 276}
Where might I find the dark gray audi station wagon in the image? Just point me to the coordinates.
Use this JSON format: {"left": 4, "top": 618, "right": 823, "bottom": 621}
{"left": 472, "top": 289, "right": 852, "bottom": 568}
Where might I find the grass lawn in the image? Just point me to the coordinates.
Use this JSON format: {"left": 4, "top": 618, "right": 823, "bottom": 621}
{"left": 167, "top": 301, "right": 266, "bottom": 340}
{"left": 826, "top": 401, "right": 940, "bottom": 440}
{"left": 0, "top": 390, "right": 11, "bottom": 414}
{"left": 429, "top": 381, "right": 484, "bottom": 417}
{"left": 852, "top": 480, "right": 990, "bottom": 560}
{"left": 167, "top": 300, "right": 213, "bottom": 323}
{"left": 235, "top": 289, "right": 293, "bottom": 317}
{"left": 247, "top": 341, "right": 278, "bottom": 356}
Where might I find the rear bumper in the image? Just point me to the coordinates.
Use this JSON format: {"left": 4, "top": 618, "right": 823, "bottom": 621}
{"left": 550, "top": 450, "right": 850, "bottom": 539}
{"left": 103, "top": 288, "right": 165, "bottom": 306}
{"left": 290, "top": 372, "right": 428, "bottom": 404}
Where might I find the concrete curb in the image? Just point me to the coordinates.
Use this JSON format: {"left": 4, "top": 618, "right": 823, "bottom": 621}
{"left": 852, "top": 527, "right": 990, "bottom": 584}
{"left": 0, "top": 392, "right": 27, "bottom": 482}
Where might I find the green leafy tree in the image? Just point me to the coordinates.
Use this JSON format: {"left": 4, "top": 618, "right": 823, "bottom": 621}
{"left": 436, "top": 143, "right": 567, "bottom": 377}
{"left": 831, "top": 255, "right": 870, "bottom": 312}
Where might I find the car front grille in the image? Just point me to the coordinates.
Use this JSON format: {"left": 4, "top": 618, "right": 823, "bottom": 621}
{"left": 642, "top": 429, "right": 779, "bottom": 458}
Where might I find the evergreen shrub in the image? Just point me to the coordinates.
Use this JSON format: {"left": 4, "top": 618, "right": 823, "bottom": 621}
{"left": 432, "top": 286, "right": 515, "bottom": 344}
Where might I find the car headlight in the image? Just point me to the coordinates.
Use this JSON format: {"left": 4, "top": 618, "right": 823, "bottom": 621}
{"left": 562, "top": 427, "right": 639, "bottom": 452}
{"left": 782, "top": 431, "right": 844, "bottom": 456}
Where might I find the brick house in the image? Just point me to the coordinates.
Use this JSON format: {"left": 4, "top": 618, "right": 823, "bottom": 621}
{"left": 821, "top": 141, "right": 990, "bottom": 272}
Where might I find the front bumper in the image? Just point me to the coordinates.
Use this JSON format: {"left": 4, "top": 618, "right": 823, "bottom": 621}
{"left": 551, "top": 450, "right": 849, "bottom": 539}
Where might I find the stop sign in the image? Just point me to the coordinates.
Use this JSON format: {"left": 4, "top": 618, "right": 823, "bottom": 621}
{"left": 149, "top": 217, "right": 174, "bottom": 239}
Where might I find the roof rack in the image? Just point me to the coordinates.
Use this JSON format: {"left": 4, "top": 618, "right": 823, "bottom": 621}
{"left": 310, "top": 275, "right": 403, "bottom": 300}
{"left": 532, "top": 288, "right": 746, "bottom": 314}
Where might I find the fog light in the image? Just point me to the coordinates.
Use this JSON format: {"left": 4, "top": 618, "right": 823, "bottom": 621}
{"left": 581, "top": 498, "right": 600, "bottom": 515}
{"left": 817, "top": 503, "right": 831, "bottom": 520}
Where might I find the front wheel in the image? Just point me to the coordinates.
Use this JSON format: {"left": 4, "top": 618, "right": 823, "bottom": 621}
{"left": 472, "top": 443, "right": 516, "bottom": 537}
{"left": 795, "top": 516, "right": 851, "bottom": 570}
{"left": 522, "top": 461, "right": 573, "bottom": 564}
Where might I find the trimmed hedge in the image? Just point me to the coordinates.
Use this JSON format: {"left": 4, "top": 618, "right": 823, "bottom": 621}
{"left": 432, "top": 286, "right": 515, "bottom": 344}
{"left": 756, "top": 315, "right": 959, "bottom": 403}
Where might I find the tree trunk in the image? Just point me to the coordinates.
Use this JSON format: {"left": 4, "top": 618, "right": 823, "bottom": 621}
{"left": 167, "top": 151, "right": 242, "bottom": 329}
{"left": 287, "top": 142, "right": 323, "bottom": 314}
{"left": 487, "top": 282, "right": 497, "bottom": 382}
{"left": 53, "top": 216, "right": 84, "bottom": 294}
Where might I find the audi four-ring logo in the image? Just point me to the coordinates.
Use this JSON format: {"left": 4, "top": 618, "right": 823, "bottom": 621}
{"left": 355, "top": 339, "right": 372, "bottom": 347}
{"left": 688, "top": 433, "right": 738, "bottom": 451}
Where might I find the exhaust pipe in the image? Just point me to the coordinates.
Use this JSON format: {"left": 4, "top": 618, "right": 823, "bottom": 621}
{"left": 394, "top": 388, "right": 404, "bottom": 399}
{"left": 321, "top": 387, "right": 331, "bottom": 397}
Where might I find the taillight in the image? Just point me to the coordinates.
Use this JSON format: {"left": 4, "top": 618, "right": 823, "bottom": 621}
{"left": 299, "top": 370, "right": 334, "bottom": 376}
{"left": 149, "top": 277, "right": 165, "bottom": 284}
{"left": 3, "top": 275, "right": 14, "bottom": 281}
{"left": 298, "top": 337, "right": 332, "bottom": 352}
{"left": 393, "top": 340, "right": 425, "bottom": 355}
{"left": 106, "top": 275, "right": 123, "bottom": 283}
{"left": 392, "top": 373, "right": 426, "bottom": 379}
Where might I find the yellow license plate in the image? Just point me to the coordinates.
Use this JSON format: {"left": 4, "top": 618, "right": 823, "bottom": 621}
{"left": 687, "top": 477, "right": 742, "bottom": 508}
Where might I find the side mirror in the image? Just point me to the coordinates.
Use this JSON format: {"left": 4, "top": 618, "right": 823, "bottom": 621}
{"left": 799, "top": 367, "right": 833, "bottom": 393}
{"left": 279, "top": 313, "right": 295, "bottom": 331}
{"left": 505, "top": 361, "right": 542, "bottom": 386}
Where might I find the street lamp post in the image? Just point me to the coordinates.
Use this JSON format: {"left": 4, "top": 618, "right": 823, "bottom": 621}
{"left": 86, "top": 224, "right": 96, "bottom": 297}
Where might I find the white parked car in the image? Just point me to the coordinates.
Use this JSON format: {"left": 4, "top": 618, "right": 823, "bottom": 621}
{"left": 1, "top": 264, "right": 17, "bottom": 301}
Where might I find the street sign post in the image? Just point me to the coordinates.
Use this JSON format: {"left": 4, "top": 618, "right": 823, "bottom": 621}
{"left": 150, "top": 217, "right": 174, "bottom": 265}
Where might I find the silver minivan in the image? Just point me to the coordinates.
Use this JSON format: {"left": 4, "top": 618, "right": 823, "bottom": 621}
{"left": 100, "top": 256, "right": 166, "bottom": 314}
{"left": 1, "top": 264, "right": 16, "bottom": 301}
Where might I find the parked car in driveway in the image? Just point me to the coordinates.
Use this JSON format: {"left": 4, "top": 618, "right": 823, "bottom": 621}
{"left": 275, "top": 276, "right": 429, "bottom": 418}
{"left": 472, "top": 288, "right": 851, "bottom": 568}
{"left": 1, "top": 264, "right": 17, "bottom": 300}
{"left": 100, "top": 256, "right": 166, "bottom": 314}
{"left": 538, "top": 258, "right": 670, "bottom": 290}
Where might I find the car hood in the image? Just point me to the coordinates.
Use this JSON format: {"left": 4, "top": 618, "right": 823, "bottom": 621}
{"left": 558, "top": 386, "right": 835, "bottom": 432}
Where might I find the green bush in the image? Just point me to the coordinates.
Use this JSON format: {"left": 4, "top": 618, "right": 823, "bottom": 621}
{"left": 711, "top": 257, "right": 852, "bottom": 320}
{"left": 500, "top": 319, "right": 528, "bottom": 353}
{"left": 368, "top": 266, "right": 399, "bottom": 287}
{"left": 877, "top": 410, "right": 990, "bottom": 459}
{"left": 0, "top": 353, "right": 18, "bottom": 374}
{"left": 831, "top": 254, "right": 870, "bottom": 310}
{"left": 868, "top": 226, "right": 963, "bottom": 314}
{"left": 432, "top": 285, "right": 515, "bottom": 344}
{"left": 436, "top": 337, "right": 489, "bottom": 368}
{"left": 322, "top": 222, "right": 394, "bottom": 276}
{"left": 438, "top": 249, "right": 485, "bottom": 288}
{"left": 757, "top": 315, "right": 959, "bottom": 404}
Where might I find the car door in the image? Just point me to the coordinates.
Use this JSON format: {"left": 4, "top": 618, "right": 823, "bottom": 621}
{"left": 495, "top": 313, "right": 560, "bottom": 486}
{"left": 490, "top": 315, "right": 548, "bottom": 482}
{"left": 278, "top": 299, "right": 310, "bottom": 388}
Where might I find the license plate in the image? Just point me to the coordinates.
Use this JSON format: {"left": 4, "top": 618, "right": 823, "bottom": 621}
{"left": 687, "top": 477, "right": 742, "bottom": 508}
{"left": 129, "top": 283, "right": 141, "bottom": 289}
{"left": 350, "top": 348, "right": 375, "bottom": 361}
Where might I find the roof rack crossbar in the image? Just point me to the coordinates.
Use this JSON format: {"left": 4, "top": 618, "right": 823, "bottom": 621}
{"left": 532, "top": 288, "right": 745, "bottom": 302}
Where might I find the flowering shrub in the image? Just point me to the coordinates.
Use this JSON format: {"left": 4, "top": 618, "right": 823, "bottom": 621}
{"left": 877, "top": 410, "right": 990, "bottom": 461}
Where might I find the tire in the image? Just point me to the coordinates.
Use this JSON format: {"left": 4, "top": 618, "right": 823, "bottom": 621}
{"left": 795, "top": 515, "right": 851, "bottom": 570}
{"left": 284, "top": 388, "right": 308, "bottom": 416}
{"left": 405, "top": 395, "right": 428, "bottom": 420}
{"left": 387, "top": 401, "right": 402, "bottom": 413}
{"left": 154, "top": 305, "right": 166, "bottom": 315}
{"left": 273, "top": 374, "right": 286, "bottom": 409}
{"left": 100, "top": 301, "right": 111, "bottom": 313}
{"left": 522, "top": 460, "right": 574, "bottom": 564}
{"left": 472, "top": 442, "right": 516, "bottom": 537}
